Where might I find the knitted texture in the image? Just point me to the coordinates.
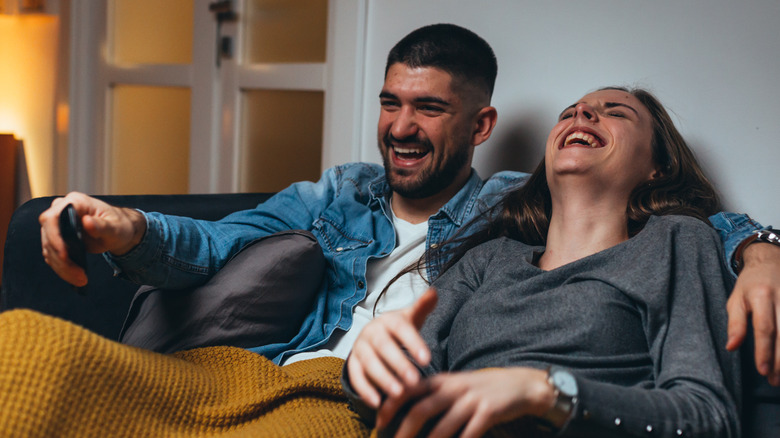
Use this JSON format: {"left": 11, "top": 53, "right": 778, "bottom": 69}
{"left": 0, "top": 309, "right": 370, "bottom": 437}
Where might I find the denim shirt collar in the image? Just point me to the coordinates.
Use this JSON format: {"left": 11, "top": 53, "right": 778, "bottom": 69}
{"left": 433, "top": 169, "right": 484, "bottom": 226}
{"left": 365, "top": 168, "right": 484, "bottom": 226}
{"left": 367, "top": 174, "right": 390, "bottom": 205}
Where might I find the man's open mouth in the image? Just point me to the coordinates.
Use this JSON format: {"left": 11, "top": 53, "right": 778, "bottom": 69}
{"left": 393, "top": 145, "right": 430, "bottom": 160}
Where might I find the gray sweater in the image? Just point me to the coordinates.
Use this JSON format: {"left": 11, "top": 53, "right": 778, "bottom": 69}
{"left": 344, "top": 215, "right": 740, "bottom": 437}
{"left": 424, "top": 215, "right": 739, "bottom": 437}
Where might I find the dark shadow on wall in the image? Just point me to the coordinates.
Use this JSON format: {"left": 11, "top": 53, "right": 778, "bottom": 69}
{"left": 475, "top": 113, "right": 548, "bottom": 176}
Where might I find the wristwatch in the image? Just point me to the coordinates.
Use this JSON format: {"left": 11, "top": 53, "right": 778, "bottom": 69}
{"left": 538, "top": 366, "right": 578, "bottom": 432}
{"left": 733, "top": 228, "right": 780, "bottom": 273}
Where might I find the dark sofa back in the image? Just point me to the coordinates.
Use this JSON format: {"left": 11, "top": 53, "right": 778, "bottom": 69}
{"left": 1, "top": 193, "right": 272, "bottom": 340}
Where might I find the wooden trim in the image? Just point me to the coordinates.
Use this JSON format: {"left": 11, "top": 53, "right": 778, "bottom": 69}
{"left": 0, "top": 134, "right": 20, "bottom": 279}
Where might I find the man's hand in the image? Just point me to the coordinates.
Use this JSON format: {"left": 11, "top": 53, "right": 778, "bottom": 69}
{"left": 347, "top": 288, "right": 438, "bottom": 411}
{"left": 726, "top": 242, "right": 780, "bottom": 385}
{"left": 39, "top": 192, "right": 147, "bottom": 287}
{"left": 383, "top": 368, "right": 553, "bottom": 438}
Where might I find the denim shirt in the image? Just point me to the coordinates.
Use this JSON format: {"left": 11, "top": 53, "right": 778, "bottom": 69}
{"left": 107, "top": 162, "right": 761, "bottom": 363}
{"left": 108, "top": 163, "right": 524, "bottom": 363}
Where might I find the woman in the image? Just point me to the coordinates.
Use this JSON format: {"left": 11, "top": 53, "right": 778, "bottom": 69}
{"left": 344, "top": 87, "right": 740, "bottom": 437}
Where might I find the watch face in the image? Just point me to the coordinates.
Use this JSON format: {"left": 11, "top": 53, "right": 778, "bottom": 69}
{"left": 552, "top": 370, "right": 578, "bottom": 396}
{"left": 758, "top": 230, "right": 779, "bottom": 243}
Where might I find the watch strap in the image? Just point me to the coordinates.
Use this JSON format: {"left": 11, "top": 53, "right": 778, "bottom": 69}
{"left": 537, "top": 367, "right": 577, "bottom": 433}
{"left": 733, "top": 228, "right": 780, "bottom": 273}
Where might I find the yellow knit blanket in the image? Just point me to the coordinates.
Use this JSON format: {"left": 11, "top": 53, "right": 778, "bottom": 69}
{"left": 0, "top": 309, "right": 370, "bottom": 437}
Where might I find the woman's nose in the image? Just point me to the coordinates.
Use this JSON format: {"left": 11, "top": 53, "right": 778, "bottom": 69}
{"left": 573, "top": 102, "right": 597, "bottom": 121}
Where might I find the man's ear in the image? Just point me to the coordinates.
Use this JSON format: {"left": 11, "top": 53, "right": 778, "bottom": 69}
{"left": 472, "top": 106, "right": 498, "bottom": 146}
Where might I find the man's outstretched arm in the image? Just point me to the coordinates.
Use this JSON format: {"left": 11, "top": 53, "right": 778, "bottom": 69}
{"left": 39, "top": 192, "right": 146, "bottom": 287}
{"left": 709, "top": 212, "right": 780, "bottom": 384}
{"left": 727, "top": 239, "right": 780, "bottom": 385}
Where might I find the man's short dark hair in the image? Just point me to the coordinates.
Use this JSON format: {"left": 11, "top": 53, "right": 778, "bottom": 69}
{"left": 385, "top": 23, "right": 498, "bottom": 99}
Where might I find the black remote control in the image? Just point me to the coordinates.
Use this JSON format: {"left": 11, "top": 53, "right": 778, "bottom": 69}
{"left": 59, "top": 203, "right": 87, "bottom": 294}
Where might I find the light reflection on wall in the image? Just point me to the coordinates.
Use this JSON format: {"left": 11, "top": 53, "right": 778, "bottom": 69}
{"left": 0, "top": 14, "right": 59, "bottom": 197}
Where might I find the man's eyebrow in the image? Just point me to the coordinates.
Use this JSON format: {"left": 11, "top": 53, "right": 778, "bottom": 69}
{"left": 379, "top": 92, "right": 451, "bottom": 106}
{"left": 415, "top": 96, "right": 451, "bottom": 106}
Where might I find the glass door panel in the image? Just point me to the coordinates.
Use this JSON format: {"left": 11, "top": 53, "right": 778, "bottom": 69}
{"left": 105, "top": 0, "right": 194, "bottom": 195}
{"left": 239, "top": 89, "right": 323, "bottom": 192}
{"left": 90, "top": 0, "right": 357, "bottom": 195}
{"left": 235, "top": 0, "right": 328, "bottom": 193}
{"left": 110, "top": 85, "right": 191, "bottom": 195}
{"left": 113, "top": 0, "right": 194, "bottom": 65}
{"left": 245, "top": 0, "right": 328, "bottom": 63}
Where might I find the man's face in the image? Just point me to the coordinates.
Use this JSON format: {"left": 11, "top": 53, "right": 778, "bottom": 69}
{"left": 377, "top": 63, "right": 478, "bottom": 199}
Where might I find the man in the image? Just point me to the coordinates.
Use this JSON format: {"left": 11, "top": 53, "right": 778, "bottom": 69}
{"left": 40, "top": 24, "right": 780, "bottom": 381}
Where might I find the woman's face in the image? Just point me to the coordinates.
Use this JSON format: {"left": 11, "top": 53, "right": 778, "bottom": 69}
{"left": 545, "top": 89, "right": 657, "bottom": 193}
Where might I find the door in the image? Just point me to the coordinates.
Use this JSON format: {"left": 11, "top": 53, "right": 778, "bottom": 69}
{"left": 67, "top": 0, "right": 366, "bottom": 195}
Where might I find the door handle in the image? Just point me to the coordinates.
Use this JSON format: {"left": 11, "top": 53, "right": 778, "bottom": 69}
{"left": 209, "top": 0, "right": 237, "bottom": 67}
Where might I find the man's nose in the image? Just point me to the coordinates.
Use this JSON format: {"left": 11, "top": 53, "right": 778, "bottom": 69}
{"left": 390, "top": 107, "right": 419, "bottom": 139}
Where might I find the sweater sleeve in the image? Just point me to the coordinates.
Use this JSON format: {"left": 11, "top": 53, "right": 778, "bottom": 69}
{"left": 563, "top": 217, "right": 741, "bottom": 438}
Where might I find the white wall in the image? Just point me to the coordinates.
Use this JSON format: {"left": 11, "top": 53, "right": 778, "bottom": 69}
{"left": 355, "top": 0, "right": 779, "bottom": 225}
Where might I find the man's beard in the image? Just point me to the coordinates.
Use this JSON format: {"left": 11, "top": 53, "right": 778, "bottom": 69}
{"left": 380, "top": 133, "right": 470, "bottom": 199}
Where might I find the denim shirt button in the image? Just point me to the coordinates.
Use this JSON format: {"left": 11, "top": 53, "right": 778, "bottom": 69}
{"left": 357, "top": 281, "right": 365, "bottom": 289}
{"left": 336, "top": 247, "right": 344, "bottom": 252}
{"left": 430, "top": 243, "right": 439, "bottom": 249}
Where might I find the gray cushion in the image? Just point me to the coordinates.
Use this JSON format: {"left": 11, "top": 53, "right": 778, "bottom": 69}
{"left": 118, "top": 230, "right": 324, "bottom": 353}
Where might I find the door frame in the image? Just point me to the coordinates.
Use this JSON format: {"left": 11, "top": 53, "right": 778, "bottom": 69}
{"left": 65, "top": 0, "right": 368, "bottom": 194}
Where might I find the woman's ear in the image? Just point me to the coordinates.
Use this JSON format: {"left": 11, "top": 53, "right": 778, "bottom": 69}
{"left": 472, "top": 106, "right": 498, "bottom": 147}
{"left": 649, "top": 165, "right": 664, "bottom": 181}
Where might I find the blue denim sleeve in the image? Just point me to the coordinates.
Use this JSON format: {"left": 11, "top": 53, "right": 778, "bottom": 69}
{"left": 708, "top": 211, "right": 766, "bottom": 278}
{"left": 104, "top": 167, "right": 342, "bottom": 288}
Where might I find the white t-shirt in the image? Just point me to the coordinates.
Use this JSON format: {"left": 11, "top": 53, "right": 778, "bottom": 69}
{"left": 282, "top": 206, "right": 429, "bottom": 365}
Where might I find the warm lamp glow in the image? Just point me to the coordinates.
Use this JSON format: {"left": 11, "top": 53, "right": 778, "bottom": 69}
{"left": 0, "top": 14, "right": 59, "bottom": 197}
{"left": 56, "top": 102, "right": 69, "bottom": 135}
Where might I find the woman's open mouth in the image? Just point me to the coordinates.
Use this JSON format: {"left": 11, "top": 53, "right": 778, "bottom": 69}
{"left": 561, "top": 130, "right": 605, "bottom": 149}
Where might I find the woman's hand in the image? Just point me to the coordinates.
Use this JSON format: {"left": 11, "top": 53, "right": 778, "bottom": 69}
{"left": 39, "top": 192, "right": 146, "bottom": 287}
{"left": 381, "top": 367, "right": 554, "bottom": 438}
{"left": 347, "top": 288, "right": 438, "bottom": 409}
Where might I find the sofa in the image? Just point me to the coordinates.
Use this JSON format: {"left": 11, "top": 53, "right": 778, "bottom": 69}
{"left": 2, "top": 193, "right": 779, "bottom": 437}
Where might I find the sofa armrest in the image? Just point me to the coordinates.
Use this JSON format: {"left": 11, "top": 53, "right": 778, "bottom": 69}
{"left": 1, "top": 193, "right": 273, "bottom": 340}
